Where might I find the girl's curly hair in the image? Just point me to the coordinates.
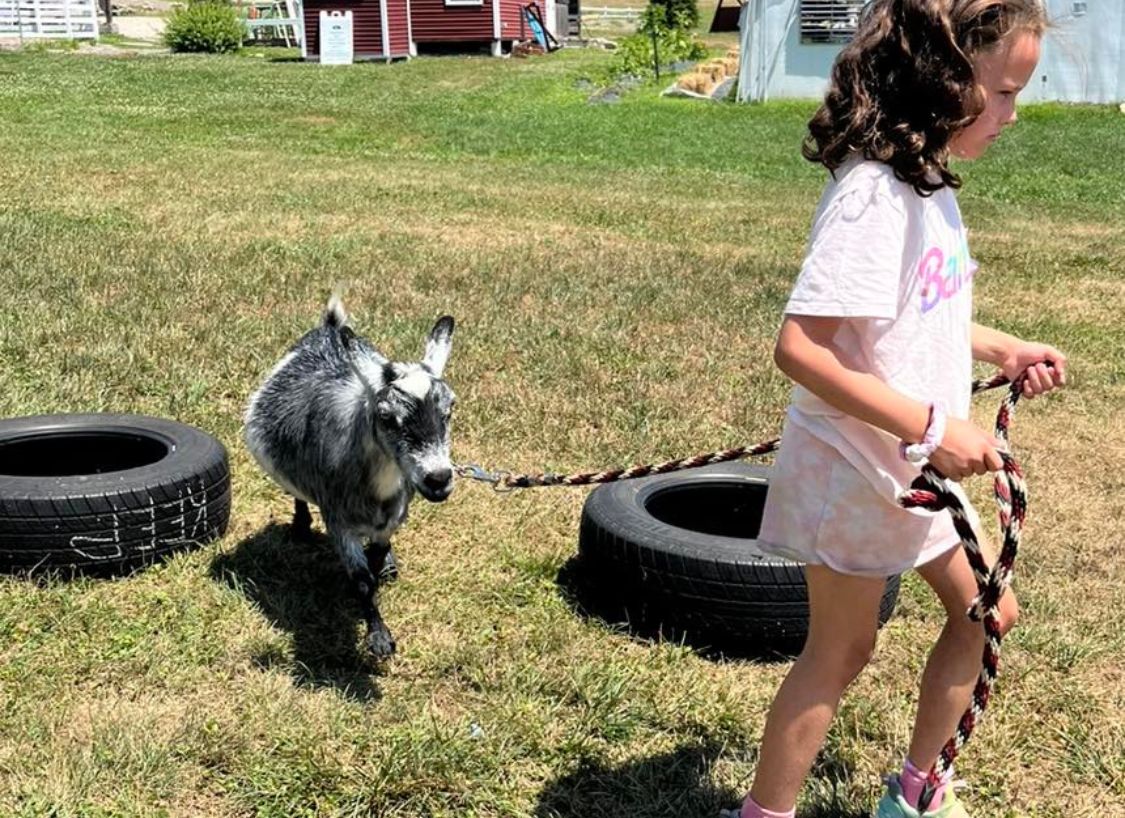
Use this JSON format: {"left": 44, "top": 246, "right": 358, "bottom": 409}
{"left": 803, "top": 0, "right": 1048, "bottom": 195}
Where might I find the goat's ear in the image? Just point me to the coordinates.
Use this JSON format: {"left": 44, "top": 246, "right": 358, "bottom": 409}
{"left": 423, "top": 316, "right": 455, "bottom": 376}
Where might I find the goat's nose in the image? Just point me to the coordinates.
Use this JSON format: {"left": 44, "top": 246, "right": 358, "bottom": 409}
{"left": 424, "top": 468, "right": 453, "bottom": 492}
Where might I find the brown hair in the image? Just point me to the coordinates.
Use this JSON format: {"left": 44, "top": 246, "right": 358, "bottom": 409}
{"left": 802, "top": 0, "right": 1048, "bottom": 195}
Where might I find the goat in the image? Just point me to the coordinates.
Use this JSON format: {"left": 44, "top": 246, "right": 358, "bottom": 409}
{"left": 244, "top": 296, "right": 456, "bottom": 659}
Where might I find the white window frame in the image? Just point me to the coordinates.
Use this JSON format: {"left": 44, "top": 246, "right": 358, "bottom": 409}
{"left": 799, "top": 0, "right": 865, "bottom": 45}
{"left": 444, "top": 0, "right": 484, "bottom": 6}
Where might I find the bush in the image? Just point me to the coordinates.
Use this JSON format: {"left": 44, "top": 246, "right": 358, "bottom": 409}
{"left": 648, "top": 0, "right": 698, "bottom": 31}
{"left": 164, "top": 2, "right": 246, "bottom": 54}
{"left": 608, "top": 7, "right": 708, "bottom": 80}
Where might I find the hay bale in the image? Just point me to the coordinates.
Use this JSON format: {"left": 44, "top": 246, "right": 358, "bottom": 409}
{"left": 700, "top": 61, "right": 725, "bottom": 81}
{"left": 677, "top": 71, "right": 716, "bottom": 95}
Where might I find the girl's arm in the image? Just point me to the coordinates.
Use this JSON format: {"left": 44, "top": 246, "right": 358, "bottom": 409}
{"left": 774, "top": 315, "right": 931, "bottom": 442}
{"left": 971, "top": 322, "right": 1067, "bottom": 397}
{"left": 971, "top": 323, "right": 1021, "bottom": 366}
{"left": 775, "top": 314, "right": 1004, "bottom": 480}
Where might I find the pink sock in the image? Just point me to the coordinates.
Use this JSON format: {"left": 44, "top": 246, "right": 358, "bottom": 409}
{"left": 900, "top": 758, "right": 952, "bottom": 811}
{"left": 740, "top": 793, "right": 796, "bottom": 818}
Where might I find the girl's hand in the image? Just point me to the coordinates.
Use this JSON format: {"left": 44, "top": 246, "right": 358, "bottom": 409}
{"left": 1001, "top": 341, "right": 1067, "bottom": 398}
{"left": 929, "top": 417, "right": 1005, "bottom": 481}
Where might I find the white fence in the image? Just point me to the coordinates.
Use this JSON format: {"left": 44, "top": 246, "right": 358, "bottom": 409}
{"left": 0, "top": 0, "right": 99, "bottom": 39}
{"left": 581, "top": 5, "right": 641, "bottom": 25}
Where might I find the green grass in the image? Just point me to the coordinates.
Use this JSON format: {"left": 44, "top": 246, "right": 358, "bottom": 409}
{"left": 1, "top": 47, "right": 1123, "bottom": 817}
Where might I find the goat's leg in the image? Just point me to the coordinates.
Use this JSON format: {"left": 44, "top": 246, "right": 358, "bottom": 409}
{"left": 366, "top": 541, "right": 398, "bottom": 583}
{"left": 331, "top": 530, "right": 395, "bottom": 659}
{"left": 291, "top": 498, "right": 313, "bottom": 542}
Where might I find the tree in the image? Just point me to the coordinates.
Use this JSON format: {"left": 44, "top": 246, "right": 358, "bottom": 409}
{"left": 648, "top": 0, "right": 698, "bottom": 31}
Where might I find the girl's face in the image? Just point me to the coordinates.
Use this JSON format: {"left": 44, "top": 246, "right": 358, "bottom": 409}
{"left": 950, "top": 30, "right": 1042, "bottom": 160}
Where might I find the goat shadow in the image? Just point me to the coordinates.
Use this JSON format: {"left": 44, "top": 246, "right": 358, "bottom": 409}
{"left": 555, "top": 555, "right": 803, "bottom": 664}
{"left": 210, "top": 521, "right": 383, "bottom": 701}
{"left": 534, "top": 739, "right": 867, "bottom": 818}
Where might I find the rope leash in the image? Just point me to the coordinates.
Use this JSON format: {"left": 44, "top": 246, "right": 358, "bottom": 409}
{"left": 454, "top": 372, "right": 1011, "bottom": 489}
{"left": 898, "top": 374, "right": 1027, "bottom": 813}
{"left": 456, "top": 368, "right": 1030, "bottom": 814}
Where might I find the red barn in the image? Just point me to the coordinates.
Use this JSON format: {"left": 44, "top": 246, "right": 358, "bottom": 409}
{"left": 302, "top": 0, "right": 412, "bottom": 61}
{"left": 301, "top": 0, "right": 560, "bottom": 60}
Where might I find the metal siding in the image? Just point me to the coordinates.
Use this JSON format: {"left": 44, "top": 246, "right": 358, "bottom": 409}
{"left": 387, "top": 0, "right": 411, "bottom": 54}
{"left": 411, "top": 0, "right": 494, "bottom": 42}
{"left": 499, "top": 0, "right": 523, "bottom": 41}
{"left": 304, "top": 0, "right": 408, "bottom": 57}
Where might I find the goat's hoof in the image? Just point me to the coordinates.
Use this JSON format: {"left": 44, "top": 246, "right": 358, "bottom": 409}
{"left": 378, "top": 550, "right": 399, "bottom": 583}
{"left": 365, "top": 627, "right": 396, "bottom": 660}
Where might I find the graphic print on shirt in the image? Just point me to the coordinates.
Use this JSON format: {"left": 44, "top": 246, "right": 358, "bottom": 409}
{"left": 918, "top": 231, "right": 972, "bottom": 314}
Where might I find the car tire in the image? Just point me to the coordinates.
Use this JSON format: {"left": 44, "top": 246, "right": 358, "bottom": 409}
{"left": 576, "top": 463, "right": 900, "bottom": 655}
{"left": 0, "top": 413, "right": 231, "bottom": 575}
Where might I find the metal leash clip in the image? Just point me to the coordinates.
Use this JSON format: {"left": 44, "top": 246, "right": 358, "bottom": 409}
{"left": 454, "top": 463, "right": 511, "bottom": 490}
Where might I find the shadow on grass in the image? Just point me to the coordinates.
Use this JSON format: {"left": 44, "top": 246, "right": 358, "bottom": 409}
{"left": 533, "top": 739, "right": 868, "bottom": 817}
{"left": 555, "top": 555, "right": 803, "bottom": 665}
{"left": 210, "top": 521, "right": 383, "bottom": 702}
{"left": 534, "top": 741, "right": 739, "bottom": 818}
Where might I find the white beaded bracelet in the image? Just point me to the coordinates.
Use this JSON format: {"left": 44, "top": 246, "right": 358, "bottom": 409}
{"left": 900, "top": 402, "right": 947, "bottom": 464}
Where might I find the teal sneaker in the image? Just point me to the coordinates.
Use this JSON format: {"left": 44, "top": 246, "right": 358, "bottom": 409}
{"left": 874, "top": 775, "right": 970, "bottom": 818}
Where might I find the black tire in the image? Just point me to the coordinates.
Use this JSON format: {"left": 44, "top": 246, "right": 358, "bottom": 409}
{"left": 0, "top": 414, "right": 231, "bottom": 575}
{"left": 576, "top": 463, "right": 900, "bottom": 655}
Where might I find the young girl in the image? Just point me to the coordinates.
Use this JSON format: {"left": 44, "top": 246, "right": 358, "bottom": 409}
{"left": 727, "top": 2, "right": 1067, "bottom": 817}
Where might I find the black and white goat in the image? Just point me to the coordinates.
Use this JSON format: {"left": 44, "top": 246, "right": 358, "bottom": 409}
{"left": 244, "top": 297, "right": 456, "bottom": 659}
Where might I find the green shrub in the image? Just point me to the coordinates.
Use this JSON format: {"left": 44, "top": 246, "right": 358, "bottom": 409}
{"left": 164, "top": 2, "right": 246, "bottom": 54}
{"left": 608, "top": 7, "right": 708, "bottom": 80}
{"left": 648, "top": 0, "right": 699, "bottom": 31}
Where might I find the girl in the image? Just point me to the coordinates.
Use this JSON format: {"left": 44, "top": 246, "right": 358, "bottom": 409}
{"left": 727, "top": 2, "right": 1066, "bottom": 817}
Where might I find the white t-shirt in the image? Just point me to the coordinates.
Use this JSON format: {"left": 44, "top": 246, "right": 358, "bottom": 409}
{"left": 784, "top": 158, "right": 976, "bottom": 512}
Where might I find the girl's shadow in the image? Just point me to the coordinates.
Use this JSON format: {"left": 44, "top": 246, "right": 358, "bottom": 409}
{"left": 533, "top": 737, "right": 868, "bottom": 818}
{"left": 534, "top": 741, "right": 737, "bottom": 818}
{"left": 210, "top": 521, "right": 382, "bottom": 702}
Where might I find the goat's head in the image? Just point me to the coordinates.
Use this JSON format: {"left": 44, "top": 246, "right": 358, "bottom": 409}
{"left": 372, "top": 316, "right": 456, "bottom": 502}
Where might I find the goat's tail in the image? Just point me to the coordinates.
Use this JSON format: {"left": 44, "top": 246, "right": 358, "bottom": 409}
{"left": 323, "top": 290, "right": 348, "bottom": 330}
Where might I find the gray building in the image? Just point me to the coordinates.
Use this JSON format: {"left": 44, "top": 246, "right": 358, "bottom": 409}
{"left": 738, "top": 1, "right": 1124, "bottom": 104}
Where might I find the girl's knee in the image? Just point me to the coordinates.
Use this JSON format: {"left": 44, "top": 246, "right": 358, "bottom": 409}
{"left": 804, "top": 633, "right": 877, "bottom": 686}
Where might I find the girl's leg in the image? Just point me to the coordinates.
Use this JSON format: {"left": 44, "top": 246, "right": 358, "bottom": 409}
{"left": 747, "top": 565, "right": 889, "bottom": 812}
{"left": 907, "top": 540, "right": 1020, "bottom": 778}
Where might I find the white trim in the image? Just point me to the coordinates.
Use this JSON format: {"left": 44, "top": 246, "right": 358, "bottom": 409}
{"left": 490, "top": 0, "right": 499, "bottom": 40}
{"left": 406, "top": 0, "right": 414, "bottom": 56}
{"left": 299, "top": 0, "right": 307, "bottom": 57}
{"left": 379, "top": 0, "right": 389, "bottom": 57}
{"left": 444, "top": 0, "right": 483, "bottom": 5}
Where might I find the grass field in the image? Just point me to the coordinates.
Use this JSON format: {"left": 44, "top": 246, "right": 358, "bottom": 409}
{"left": 0, "top": 45, "right": 1123, "bottom": 817}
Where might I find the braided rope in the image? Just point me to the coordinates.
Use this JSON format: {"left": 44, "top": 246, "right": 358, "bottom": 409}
{"left": 499, "top": 437, "right": 783, "bottom": 488}
{"left": 463, "top": 372, "right": 1011, "bottom": 490}
{"left": 898, "top": 375, "right": 1027, "bottom": 813}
